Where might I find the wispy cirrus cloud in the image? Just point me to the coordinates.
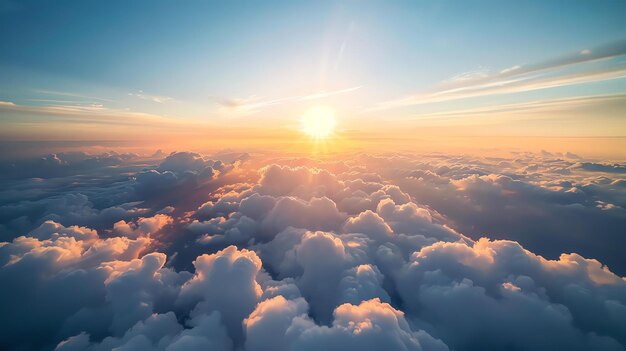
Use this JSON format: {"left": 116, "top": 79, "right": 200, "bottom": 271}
{"left": 377, "top": 68, "right": 626, "bottom": 110}
{"left": 373, "top": 39, "right": 626, "bottom": 110}
{"left": 32, "top": 89, "right": 116, "bottom": 103}
{"left": 388, "top": 93, "right": 626, "bottom": 122}
{"left": 211, "top": 86, "right": 362, "bottom": 115}
{"left": 128, "top": 90, "right": 177, "bottom": 103}
{"left": 0, "top": 100, "right": 177, "bottom": 126}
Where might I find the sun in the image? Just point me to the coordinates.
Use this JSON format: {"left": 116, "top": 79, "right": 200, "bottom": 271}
{"left": 300, "top": 106, "right": 337, "bottom": 139}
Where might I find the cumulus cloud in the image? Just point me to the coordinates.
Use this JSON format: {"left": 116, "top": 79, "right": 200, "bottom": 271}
{"left": 0, "top": 221, "right": 157, "bottom": 349}
{"left": 397, "top": 238, "right": 626, "bottom": 350}
{"left": 343, "top": 210, "right": 392, "bottom": 241}
{"left": 0, "top": 149, "right": 625, "bottom": 351}
{"left": 245, "top": 296, "right": 448, "bottom": 351}
{"left": 177, "top": 245, "right": 263, "bottom": 343}
{"left": 113, "top": 214, "right": 173, "bottom": 239}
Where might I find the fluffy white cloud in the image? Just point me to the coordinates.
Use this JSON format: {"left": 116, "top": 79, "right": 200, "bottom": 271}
{"left": 343, "top": 210, "right": 392, "bottom": 241}
{"left": 397, "top": 238, "right": 626, "bottom": 350}
{"left": 113, "top": 214, "right": 173, "bottom": 239}
{"left": 244, "top": 296, "right": 309, "bottom": 351}
{"left": 177, "top": 246, "right": 263, "bottom": 343}
{"left": 245, "top": 297, "right": 448, "bottom": 351}
{"left": 0, "top": 221, "right": 157, "bottom": 349}
{"left": 1, "top": 150, "right": 625, "bottom": 351}
{"left": 56, "top": 311, "right": 233, "bottom": 351}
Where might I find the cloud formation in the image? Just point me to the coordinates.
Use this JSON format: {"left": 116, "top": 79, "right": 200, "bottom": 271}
{"left": 211, "top": 86, "right": 361, "bottom": 115}
{"left": 0, "top": 149, "right": 624, "bottom": 350}
{"left": 374, "top": 39, "right": 626, "bottom": 111}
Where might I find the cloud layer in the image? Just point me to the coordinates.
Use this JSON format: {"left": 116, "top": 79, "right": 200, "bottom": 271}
{"left": 0, "top": 150, "right": 625, "bottom": 350}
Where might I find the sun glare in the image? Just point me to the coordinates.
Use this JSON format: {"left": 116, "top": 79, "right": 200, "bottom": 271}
{"left": 300, "top": 106, "right": 336, "bottom": 139}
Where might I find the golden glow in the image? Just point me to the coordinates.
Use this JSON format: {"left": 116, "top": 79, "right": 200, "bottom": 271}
{"left": 300, "top": 106, "right": 337, "bottom": 139}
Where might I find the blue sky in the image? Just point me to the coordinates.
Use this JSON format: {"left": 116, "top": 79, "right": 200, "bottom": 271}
{"left": 1, "top": 0, "right": 626, "bottom": 140}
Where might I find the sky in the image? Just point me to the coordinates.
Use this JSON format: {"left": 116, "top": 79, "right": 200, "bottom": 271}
{"left": 1, "top": 0, "right": 626, "bottom": 157}
{"left": 2, "top": 2, "right": 626, "bottom": 351}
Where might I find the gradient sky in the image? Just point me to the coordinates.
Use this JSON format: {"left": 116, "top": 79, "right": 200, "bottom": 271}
{"left": 1, "top": 0, "right": 626, "bottom": 154}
